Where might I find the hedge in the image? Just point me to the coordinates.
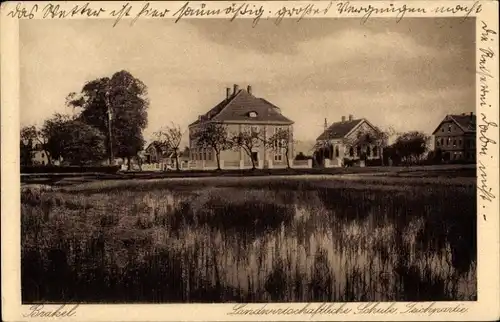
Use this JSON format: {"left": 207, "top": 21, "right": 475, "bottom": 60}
{"left": 21, "top": 165, "right": 121, "bottom": 174}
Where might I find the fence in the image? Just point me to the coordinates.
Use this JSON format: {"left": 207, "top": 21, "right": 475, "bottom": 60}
{"left": 291, "top": 159, "right": 312, "bottom": 169}
{"left": 138, "top": 158, "right": 314, "bottom": 172}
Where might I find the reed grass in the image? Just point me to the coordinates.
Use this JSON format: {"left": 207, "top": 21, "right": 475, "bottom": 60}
{"left": 21, "top": 177, "right": 476, "bottom": 303}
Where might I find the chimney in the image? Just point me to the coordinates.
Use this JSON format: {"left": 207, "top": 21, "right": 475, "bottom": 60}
{"left": 349, "top": 114, "right": 353, "bottom": 121}
{"left": 341, "top": 116, "right": 346, "bottom": 122}
{"left": 247, "top": 85, "right": 252, "bottom": 95}
{"left": 470, "top": 112, "right": 474, "bottom": 117}
{"left": 233, "top": 84, "right": 239, "bottom": 95}
{"left": 226, "top": 87, "right": 231, "bottom": 100}
{"left": 324, "top": 118, "right": 328, "bottom": 130}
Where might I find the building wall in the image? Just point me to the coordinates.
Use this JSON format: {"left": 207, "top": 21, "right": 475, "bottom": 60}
{"left": 32, "top": 150, "right": 49, "bottom": 165}
{"left": 189, "top": 122, "right": 294, "bottom": 166}
{"left": 316, "top": 121, "right": 383, "bottom": 162}
{"left": 434, "top": 120, "right": 476, "bottom": 161}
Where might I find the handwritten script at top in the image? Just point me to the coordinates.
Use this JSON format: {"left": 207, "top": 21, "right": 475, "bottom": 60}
{"left": 4, "top": 1, "right": 483, "bottom": 27}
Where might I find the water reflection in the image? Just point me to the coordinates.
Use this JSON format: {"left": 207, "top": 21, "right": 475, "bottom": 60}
{"left": 145, "top": 187, "right": 476, "bottom": 302}
{"left": 21, "top": 185, "right": 477, "bottom": 303}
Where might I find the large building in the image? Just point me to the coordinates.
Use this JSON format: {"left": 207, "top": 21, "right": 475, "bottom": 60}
{"left": 188, "top": 84, "right": 294, "bottom": 169}
{"left": 432, "top": 112, "right": 476, "bottom": 162}
{"left": 315, "top": 115, "right": 385, "bottom": 167}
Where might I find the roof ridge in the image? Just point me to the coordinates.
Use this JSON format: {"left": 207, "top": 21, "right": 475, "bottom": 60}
{"left": 210, "top": 90, "right": 244, "bottom": 121}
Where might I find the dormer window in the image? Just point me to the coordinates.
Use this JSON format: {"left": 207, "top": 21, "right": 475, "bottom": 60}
{"left": 248, "top": 111, "right": 258, "bottom": 118}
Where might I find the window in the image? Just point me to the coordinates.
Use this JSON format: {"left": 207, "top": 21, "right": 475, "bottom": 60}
{"left": 251, "top": 125, "right": 260, "bottom": 133}
{"left": 458, "top": 139, "right": 462, "bottom": 146}
{"left": 249, "top": 111, "right": 258, "bottom": 118}
{"left": 366, "top": 146, "right": 371, "bottom": 157}
{"left": 440, "top": 138, "right": 444, "bottom": 146}
{"left": 349, "top": 147, "right": 354, "bottom": 157}
{"left": 441, "top": 128, "right": 444, "bottom": 132}
{"left": 373, "top": 146, "right": 378, "bottom": 156}
{"left": 436, "top": 141, "right": 440, "bottom": 147}
{"left": 41, "top": 153, "right": 45, "bottom": 158}
{"left": 448, "top": 125, "right": 452, "bottom": 132}
{"left": 335, "top": 146, "right": 339, "bottom": 158}
{"left": 208, "top": 150, "right": 212, "bottom": 161}
{"left": 356, "top": 146, "right": 361, "bottom": 157}
{"left": 453, "top": 140, "right": 457, "bottom": 146}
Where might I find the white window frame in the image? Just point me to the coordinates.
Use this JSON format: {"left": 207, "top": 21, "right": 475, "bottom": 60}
{"left": 273, "top": 127, "right": 286, "bottom": 162}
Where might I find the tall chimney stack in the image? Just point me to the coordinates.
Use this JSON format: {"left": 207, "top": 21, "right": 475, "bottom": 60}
{"left": 233, "top": 84, "right": 239, "bottom": 95}
{"left": 341, "top": 116, "right": 346, "bottom": 122}
{"left": 349, "top": 114, "right": 353, "bottom": 121}
{"left": 226, "top": 87, "right": 231, "bottom": 100}
{"left": 324, "top": 118, "right": 328, "bottom": 130}
{"left": 247, "top": 85, "right": 252, "bottom": 95}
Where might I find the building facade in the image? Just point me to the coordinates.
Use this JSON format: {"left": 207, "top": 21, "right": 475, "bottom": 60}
{"left": 432, "top": 112, "right": 476, "bottom": 162}
{"left": 315, "top": 115, "right": 385, "bottom": 167}
{"left": 188, "top": 84, "right": 294, "bottom": 169}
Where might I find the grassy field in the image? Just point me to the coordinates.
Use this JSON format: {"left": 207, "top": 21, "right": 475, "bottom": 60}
{"left": 21, "top": 175, "right": 477, "bottom": 303}
{"left": 21, "top": 164, "right": 476, "bottom": 187}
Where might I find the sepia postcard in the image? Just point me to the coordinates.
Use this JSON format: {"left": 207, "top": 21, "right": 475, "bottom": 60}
{"left": 1, "top": 0, "right": 499, "bottom": 321}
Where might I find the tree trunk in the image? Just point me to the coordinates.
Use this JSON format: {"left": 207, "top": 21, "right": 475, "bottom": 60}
{"left": 215, "top": 150, "right": 221, "bottom": 170}
{"left": 248, "top": 149, "right": 256, "bottom": 170}
{"left": 174, "top": 150, "right": 180, "bottom": 171}
{"left": 136, "top": 155, "right": 142, "bottom": 171}
{"left": 285, "top": 149, "right": 290, "bottom": 169}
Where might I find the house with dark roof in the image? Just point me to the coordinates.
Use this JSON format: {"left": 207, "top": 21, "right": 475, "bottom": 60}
{"left": 188, "top": 84, "right": 294, "bottom": 169}
{"left": 315, "top": 115, "right": 385, "bottom": 167}
{"left": 432, "top": 112, "right": 476, "bottom": 162}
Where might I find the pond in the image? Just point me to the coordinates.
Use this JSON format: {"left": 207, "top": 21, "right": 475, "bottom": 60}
{"left": 21, "top": 180, "right": 477, "bottom": 303}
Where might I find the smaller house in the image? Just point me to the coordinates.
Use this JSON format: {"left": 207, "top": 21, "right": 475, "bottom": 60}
{"left": 432, "top": 112, "right": 476, "bottom": 162}
{"left": 143, "top": 142, "right": 191, "bottom": 170}
{"left": 20, "top": 141, "right": 54, "bottom": 166}
{"left": 32, "top": 145, "right": 50, "bottom": 166}
{"left": 315, "top": 115, "right": 385, "bottom": 167}
{"left": 144, "top": 141, "right": 168, "bottom": 164}
{"left": 143, "top": 141, "right": 172, "bottom": 170}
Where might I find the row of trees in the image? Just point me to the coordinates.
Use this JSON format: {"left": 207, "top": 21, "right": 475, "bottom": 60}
{"left": 148, "top": 123, "right": 431, "bottom": 171}
{"left": 154, "top": 122, "right": 294, "bottom": 171}
{"left": 21, "top": 71, "right": 149, "bottom": 168}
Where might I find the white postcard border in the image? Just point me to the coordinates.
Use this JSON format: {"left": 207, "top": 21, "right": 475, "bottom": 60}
{"left": 1, "top": 1, "right": 499, "bottom": 321}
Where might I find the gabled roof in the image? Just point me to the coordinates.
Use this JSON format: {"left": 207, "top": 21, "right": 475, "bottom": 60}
{"left": 189, "top": 89, "right": 293, "bottom": 126}
{"left": 316, "top": 119, "right": 364, "bottom": 140}
{"left": 144, "top": 141, "right": 170, "bottom": 157}
{"left": 432, "top": 114, "right": 476, "bottom": 134}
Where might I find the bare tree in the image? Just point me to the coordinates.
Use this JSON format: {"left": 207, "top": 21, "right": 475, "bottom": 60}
{"left": 231, "top": 128, "right": 262, "bottom": 170}
{"left": 154, "top": 123, "right": 183, "bottom": 171}
{"left": 192, "top": 122, "right": 232, "bottom": 170}
{"left": 265, "top": 127, "right": 294, "bottom": 169}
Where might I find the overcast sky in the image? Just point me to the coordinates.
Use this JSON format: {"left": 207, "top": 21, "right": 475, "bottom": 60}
{"left": 20, "top": 17, "right": 475, "bottom": 143}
